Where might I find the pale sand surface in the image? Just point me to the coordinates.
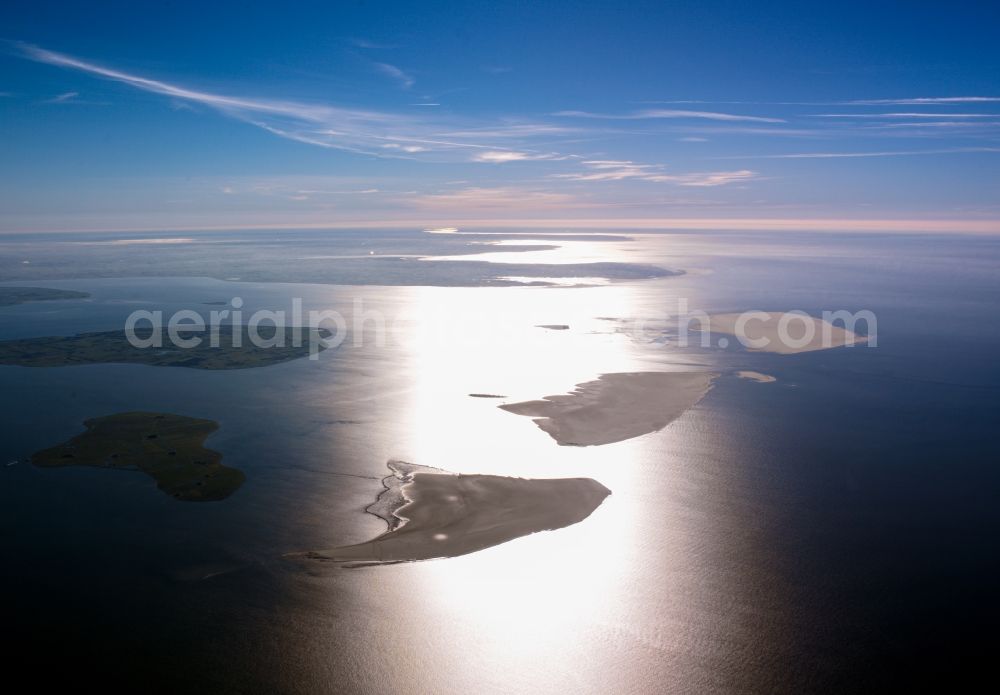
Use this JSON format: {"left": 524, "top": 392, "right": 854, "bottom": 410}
{"left": 705, "top": 312, "right": 868, "bottom": 354}
{"left": 297, "top": 462, "right": 610, "bottom": 566}
{"left": 736, "top": 371, "right": 777, "bottom": 383}
{"left": 500, "top": 371, "right": 717, "bottom": 446}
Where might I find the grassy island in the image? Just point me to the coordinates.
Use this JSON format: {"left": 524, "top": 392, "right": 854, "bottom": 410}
{"left": 31, "top": 412, "right": 244, "bottom": 501}
{"left": 0, "top": 287, "right": 89, "bottom": 306}
{"left": 0, "top": 325, "right": 329, "bottom": 369}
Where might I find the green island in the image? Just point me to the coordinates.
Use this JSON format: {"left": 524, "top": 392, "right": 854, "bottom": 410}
{"left": 0, "top": 325, "right": 330, "bottom": 369}
{"left": 31, "top": 412, "right": 244, "bottom": 501}
{"left": 0, "top": 286, "right": 89, "bottom": 306}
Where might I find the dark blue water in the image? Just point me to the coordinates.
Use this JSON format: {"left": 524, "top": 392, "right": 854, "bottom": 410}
{"left": 1, "top": 230, "right": 998, "bottom": 693}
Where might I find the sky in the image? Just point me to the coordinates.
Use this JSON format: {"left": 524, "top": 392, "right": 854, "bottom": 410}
{"left": 1, "top": 0, "right": 999, "bottom": 233}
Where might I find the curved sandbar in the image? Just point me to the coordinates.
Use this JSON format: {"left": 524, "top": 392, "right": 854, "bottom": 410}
{"left": 31, "top": 412, "right": 244, "bottom": 501}
{"left": 297, "top": 461, "right": 610, "bottom": 565}
{"left": 736, "top": 370, "right": 777, "bottom": 383}
{"left": 0, "top": 325, "right": 329, "bottom": 369}
{"left": 705, "top": 312, "right": 868, "bottom": 354}
{"left": 500, "top": 371, "right": 717, "bottom": 446}
{"left": 0, "top": 287, "right": 89, "bottom": 306}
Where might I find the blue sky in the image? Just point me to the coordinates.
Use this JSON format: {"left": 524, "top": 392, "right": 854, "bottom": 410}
{"left": 1, "top": 0, "right": 999, "bottom": 232}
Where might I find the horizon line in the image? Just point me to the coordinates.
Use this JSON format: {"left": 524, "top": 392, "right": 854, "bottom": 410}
{"left": 2, "top": 217, "right": 999, "bottom": 235}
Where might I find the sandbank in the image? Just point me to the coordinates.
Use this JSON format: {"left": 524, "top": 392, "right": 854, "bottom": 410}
{"left": 704, "top": 312, "right": 868, "bottom": 354}
{"left": 736, "top": 371, "right": 777, "bottom": 383}
{"left": 296, "top": 461, "right": 610, "bottom": 565}
{"left": 500, "top": 371, "right": 717, "bottom": 446}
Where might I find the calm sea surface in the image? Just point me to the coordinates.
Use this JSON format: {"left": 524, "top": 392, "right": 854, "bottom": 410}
{"left": 2, "top": 230, "right": 999, "bottom": 693}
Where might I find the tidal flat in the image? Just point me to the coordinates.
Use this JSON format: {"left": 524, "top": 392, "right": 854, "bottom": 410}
{"left": 296, "top": 461, "right": 610, "bottom": 565}
{"left": 500, "top": 371, "right": 718, "bottom": 446}
{"left": 704, "top": 312, "right": 868, "bottom": 354}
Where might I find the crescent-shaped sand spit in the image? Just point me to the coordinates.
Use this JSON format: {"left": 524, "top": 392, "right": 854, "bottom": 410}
{"left": 292, "top": 461, "right": 610, "bottom": 566}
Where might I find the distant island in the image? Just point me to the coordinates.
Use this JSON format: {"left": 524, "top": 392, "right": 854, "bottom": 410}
{"left": 704, "top": 312, "right": 868, "bottom": 354}
{"left": 0, "top": 325, "right": 330, "bottom": 369}
{"left": 0, "top": 286, "right": 89, "bottom": 306}
{"left": 31, "top": 412, "right": 244, "bottom": 501}
{"left": 293, "top": 460, "right": 610, "bottom": 565}
{"left": 736, "top": 370, "right": 777, "bottom": 383}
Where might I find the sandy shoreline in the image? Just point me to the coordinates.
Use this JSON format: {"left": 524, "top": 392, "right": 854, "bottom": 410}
{"left": 500, "top": 371, "right": 717, "bottom": 446}
{"left": 296, "top": 461, "right": 610, "bottom": 566}
{"left": 704, "top": 312, "right": 868, "bottom": 354}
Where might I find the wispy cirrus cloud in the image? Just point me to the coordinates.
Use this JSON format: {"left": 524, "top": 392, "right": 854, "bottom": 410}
{"left": 553, "top": 160, "right": 665, "bottom": 182}
{"left": 18, "top": 43, "right": 355, "bottom": 119}
{"left": 555, "top": 109, "right": 785, "bottom": 123}
{"left": 812, "top": 112, "right": 1000, "bottom": 118}
{"left": 730, "top": 147, "right": 1000, "bottom": 159}
{"left": 671, "top": 125, "right": 823, "bottom": 137}
{"left": 673, "top": 170, "right": 759, "bottom": 186}
{"left": 9, "top": 43, "right": 764, "bottom": 199}
{"left": 349, "top": 38, "right": 396, "bottom": 50}
{"left": 638, "top": 97, "right": 1000, "bottom": 107}
{"left": 472, "top": 150, "right": 570, "bottom": 163}
{"left": 441, "top": 124, "right": 585, "bottom": 139}
{"left": 11, "top": 42, "right": 576, "bottom": 162}
{"left": 863, "top": 121, "right": 1000, "bottom": 130}
{"left": 373, "top": 62, "right": 415, "bottom": 89}
{"left": 845, "top": 96, "right": 1000, "bottom": 105}
{"left": 7, "top": 45, "right": 767, "bottom": 172}
{"left": 801, "top": 110, "right": 1000, "bottom": 139}
{"left": 473, "top": 151, "right": 542, "bottom": 163}
{"left": 380, "top": 143, "right": 429, "bottom": 153}
{"left": 43, "top": 90, "right": 80, "bottom": 104}
{"left": 555, "top": 160, "right": 757, "bottom": 186}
